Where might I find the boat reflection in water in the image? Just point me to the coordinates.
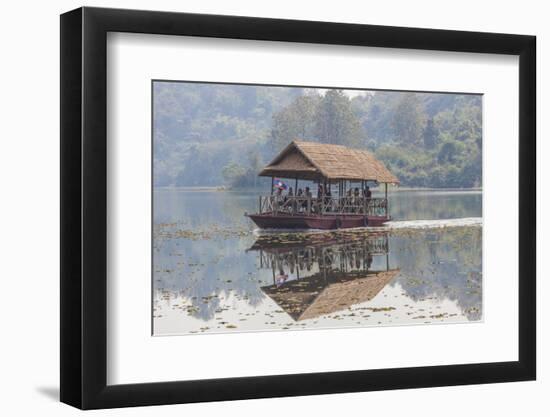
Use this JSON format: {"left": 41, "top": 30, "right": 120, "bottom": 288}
{"left": 249, "top": 232, "right": 399, "bottom": 322}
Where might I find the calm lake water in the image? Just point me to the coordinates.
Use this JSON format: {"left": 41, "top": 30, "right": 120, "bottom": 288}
{"left": 153, "top": 189, "right": 482, "bottom": 336}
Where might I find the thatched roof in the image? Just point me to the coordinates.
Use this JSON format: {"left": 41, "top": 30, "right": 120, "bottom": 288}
{"left": 262, "top": 269, "right": 400, "bottom": 321}
{"left": 259, "top": 140, "right": 399, "bottom": 183}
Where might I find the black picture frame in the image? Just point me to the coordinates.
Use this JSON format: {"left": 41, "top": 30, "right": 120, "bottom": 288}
{"left": 60, "top": 6, "right": 536, "bottom": 410}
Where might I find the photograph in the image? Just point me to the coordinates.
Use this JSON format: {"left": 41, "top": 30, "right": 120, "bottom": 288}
{"left": 152, "top": 81, "right": 483, "bottom": 336}
{"left": 0, "top": 0, "right": 541, "bottom": 413}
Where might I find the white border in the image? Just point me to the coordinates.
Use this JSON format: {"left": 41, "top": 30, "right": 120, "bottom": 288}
{"left": 107, "top": 33, "right": 518, "bottom": 385}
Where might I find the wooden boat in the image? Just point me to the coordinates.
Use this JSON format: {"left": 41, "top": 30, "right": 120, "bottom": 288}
{"left": 246, "top": 140, "right": 399, "bottom": 229}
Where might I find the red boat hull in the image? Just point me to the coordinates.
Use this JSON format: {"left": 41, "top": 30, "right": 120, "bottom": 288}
{"left": 246, "top": 212, "right": 389, "bottom": 229}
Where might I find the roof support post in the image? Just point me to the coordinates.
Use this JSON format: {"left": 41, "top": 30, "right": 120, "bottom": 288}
{"left": 337, "top": 181, "right": 341, "bottom": 209}
{"left": 385, "top": 183, "right": 388, "bottom": 218}
{"left": 294, "top": 178, "right": 298, "bottom": 215}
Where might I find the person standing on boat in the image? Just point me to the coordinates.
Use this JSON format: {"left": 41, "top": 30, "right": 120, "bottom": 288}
{"left": 325, "top": 185, "right": 332, "bottom": 212}
{"left": 287, "top": 187, "right": 295, "bottom": 213}
{"left": 317, "top": 184, "right": 324, "bottom": 213}
{"left": 363, "top": 186, "right": 372, "bottom": 215}
{"left": 297, "top": 188, "right": 304, "bottom": 212}
{"left": 305, "top": 187, "right": 312, "bottom": 213}
{"left": 274, "top": 187, "right": 284, "bottom": 211}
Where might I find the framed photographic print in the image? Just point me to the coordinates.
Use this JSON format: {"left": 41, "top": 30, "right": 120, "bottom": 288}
{"left": 60, "top": 6, "right": 536, "bottom": 409}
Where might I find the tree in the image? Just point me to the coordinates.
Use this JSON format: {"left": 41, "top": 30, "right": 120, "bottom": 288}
{"left": 154, "top": 81, "right": 482, "bottom": 189}
{"left": 391, "top": 94, "right": 426, "bottom": 146}
{"left": 270, "top": 93, "right": 320, "bottom": 152}
{"left": 314, "top": 90, "right": 362, "bottom": 147}
{"left": 437, "top": 140, "right": 465, "bottom": 164}
{"left": 423, "top": 118, "right": 438, "bottom": 149}
{"left": 222, "top": 162, "right": 247, "bottom": 185}
{"left": 247, "top": 150, "right": 263, "bottom": 188}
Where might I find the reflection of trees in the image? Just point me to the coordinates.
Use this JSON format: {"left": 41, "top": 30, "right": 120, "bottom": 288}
{"left": 250, "top": 227, "right": 482, "bottom": 321}
{"left": 220, "top": 190, "right": 257, "bottom": 227}
{"left": 154, "top": 227, "right": 482, "bottom": 323}
{"left": 153, "top": 234, "right": 266, "bottom": 321}
{"left": 153, "top": 189, "right": 255, "bottom": 230}
{"left": 389, "top": 191, "right": 481, "bottom": 221}
{"left": 390, "top": 227, "right": 482, "bottom": 320}
{"left": 153, "top": 190, "right": 483, "bottom": 323}
{"left": 153, "top": 190, "right": 266, "bottom": 322}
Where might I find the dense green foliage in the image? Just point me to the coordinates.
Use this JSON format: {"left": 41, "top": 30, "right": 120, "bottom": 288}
{"left": 153, "top": 82, "right": 482, "bottom": 188}
{"left": 153, "top": 82, "right": 302, "bottom": 186}
{"left": 353, "top": 91, "right": 482, "bottom": 187}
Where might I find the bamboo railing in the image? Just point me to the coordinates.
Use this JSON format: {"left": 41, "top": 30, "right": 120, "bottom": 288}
{"left": 259, "top": 195, "right": 388, "bottom": 217}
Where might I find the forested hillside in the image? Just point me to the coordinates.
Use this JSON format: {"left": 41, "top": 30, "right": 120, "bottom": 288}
{"left": 153, "top": 82, "right": 482, "bottom": 188}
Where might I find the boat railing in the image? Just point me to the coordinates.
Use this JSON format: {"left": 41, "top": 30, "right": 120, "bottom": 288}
{"left": 259, "top": 195, "right": 388, "bottom": 217}
{"left": 260, "top": 195, "right": 313, "bottom": 215}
